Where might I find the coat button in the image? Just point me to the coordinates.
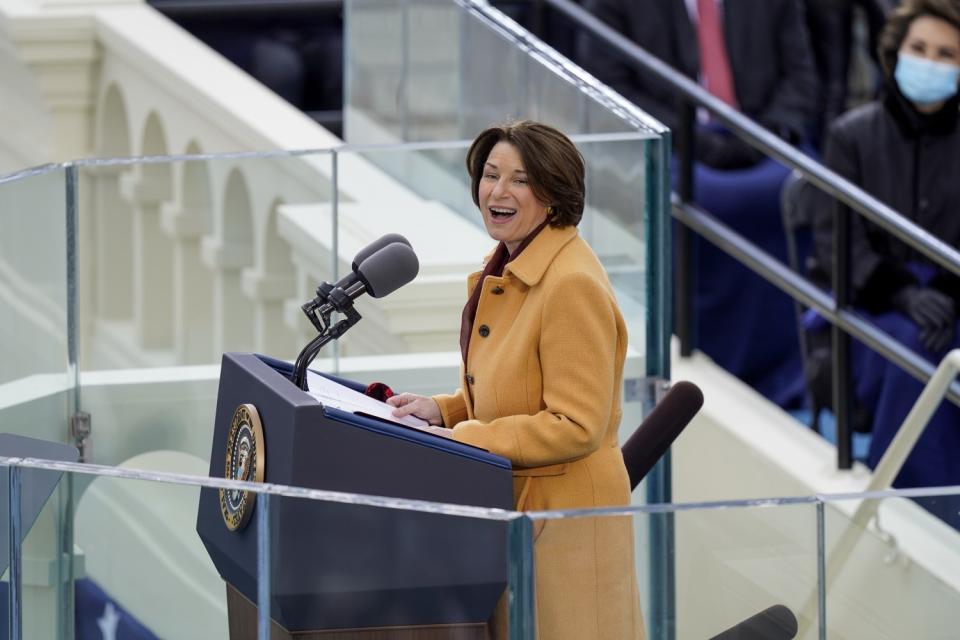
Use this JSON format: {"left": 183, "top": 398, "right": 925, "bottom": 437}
{"left": 491, "top": 286, "right": 505, "bottom": 295}
{"left": 478, "top": 324, "right": 490, "bottom": 337}
{"left": 466, "top": 374, "right": 475, "bottom": 384}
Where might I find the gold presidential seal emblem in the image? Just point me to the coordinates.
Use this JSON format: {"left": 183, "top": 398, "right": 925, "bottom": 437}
{"left": 220, "top": 403, "right": 265, "bottom": 531}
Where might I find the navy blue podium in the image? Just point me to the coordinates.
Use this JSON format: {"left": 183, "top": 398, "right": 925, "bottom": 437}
{"left": 196, "top": 353, "right": 512, "bottom": 639}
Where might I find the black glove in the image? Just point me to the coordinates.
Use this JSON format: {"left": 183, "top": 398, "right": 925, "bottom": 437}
{"left": 695, "top": 129, "right": 766, "bottom": 171}
{"left": 892, "top": 285, "right": 956, "bottom": 354}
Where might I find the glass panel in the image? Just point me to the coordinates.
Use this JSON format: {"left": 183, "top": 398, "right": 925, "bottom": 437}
{"left": 343, "top": 0, "right": 656, "bottom": 145}
{"left": 0, "top": 463, "right": 74, "bottom": 640}
{"left": 74, "top": 151, "right": 334, "bottom": 373}
{"left": 0, "top": 167, "right": 74, "bottom": 442}
{"left": 229, "top": 490, "right": 520, "bottom": 637}
{"left": 331, "top": 136, "right": 652, "bottom": 391}
{"left": 823, "top": 489, "right": 960, "bottom": 639}
{"left": 71, "top": 467, "right": 228, "bottom": 639}
{"left": 527, "top": 503, "right": 821, "bottom": 640}
{"left": 671, "top": 503, "right": 820, "bottom": 639}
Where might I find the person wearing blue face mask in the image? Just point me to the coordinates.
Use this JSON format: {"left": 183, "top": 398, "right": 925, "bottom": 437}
{"left": 810, "top": 0, "right": 960, "bottom": 528}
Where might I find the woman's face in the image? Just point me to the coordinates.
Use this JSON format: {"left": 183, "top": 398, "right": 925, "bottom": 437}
{"left": 477, "top": 141, "right": 550, "bottom": 253}
{"left": 898, "top": 15, "right": 960, "bottom": 112}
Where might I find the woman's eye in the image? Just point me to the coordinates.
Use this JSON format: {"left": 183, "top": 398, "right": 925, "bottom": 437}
{"left": 514, "top": 178, "right": 528, "bottom": 185}
{"left": 484, "top": 173, "right": 497, "bottom": 180}
{"left": 909, "top": 42, "right": 926, "bottom": 54}
{"left": 938, "top": 48, "right": 959, "bottom": 61}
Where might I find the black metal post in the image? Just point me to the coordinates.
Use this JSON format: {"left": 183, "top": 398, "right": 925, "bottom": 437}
{"left": 676, "top": 102, "right": 696, "bottom": 357}
{"left": 529, "top": 0, "right": 546, "bottom": 38}
{"left": 832, "top": 207, "right": 853, "bottom": 470}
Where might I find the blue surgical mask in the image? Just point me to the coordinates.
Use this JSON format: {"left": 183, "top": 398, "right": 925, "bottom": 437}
{"left": 895, "top": 53, "right": 960, "bottom": 106}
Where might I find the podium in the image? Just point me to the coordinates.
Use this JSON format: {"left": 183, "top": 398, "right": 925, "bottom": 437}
{"left": 197, "top": 353, "right": 513, "bottom": 639}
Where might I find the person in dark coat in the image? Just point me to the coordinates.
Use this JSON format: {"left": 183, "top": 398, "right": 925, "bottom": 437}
{"left": 804, "top": 0, "right": 892, "bottom": 142}
{"left": 582, "top": 0, "right": 819, "bottom": 169}
{"left": 582, "top": 0, "right": 820, "bottom": 409}
{"left": 811, "top": 0, "right": 960, "bottom": 526}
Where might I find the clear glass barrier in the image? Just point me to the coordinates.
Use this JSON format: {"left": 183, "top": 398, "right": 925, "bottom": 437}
{"left": 0, "top": 459, "right": 531, "bottom": 640}
{"left": 822, "top": 489, "right": 960, "bottom": 639}
{"left": 525, "top": 486, "right": 960, "bottom": 639}
{"left": 1, "top": 455, "right": 959, "bottom": 640}
{"left": 528, "top": 502, "right": 821, "bottom": 640}
{"left": 333, "top": 136, "right": 652, "bottom": 372}
{"left": 343, "top": 0, "right": 657, "bottom": 144}
{"left": 0, "top": 166, "right": 76, "bottom": 444}
{"left": 58, "top": 134, "right": 663, "bottom": 443}
{"left": 75, "top": 152, "right": 335, "bottom": 372}
{"left": 0, "top": 167, "right": 70, "bottom": 384}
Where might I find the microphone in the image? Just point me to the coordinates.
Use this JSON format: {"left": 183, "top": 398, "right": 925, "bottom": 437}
{"left": 351, "top": 233, "right": 412, "bottom": 273}
{"left": 622, "top": 380, "right": 703, "bottom": 490}
{"left": 313, "top": 233, "right": 414, "bottom": 305}
{"left": 355, "top": 241, "right": 420, "bottom": 297}
{"left": 311, "top": 242, "right": 419, "bottom": 319}
{"left": 293, "top": 240, "right": 419, "bottom": 390}
{"left": 708, "top": 605, "right": 799, "bottom": 640}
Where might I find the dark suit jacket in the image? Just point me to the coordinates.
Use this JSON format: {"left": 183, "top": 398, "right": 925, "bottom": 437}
{"left": 582, "top": 0, "right": 819, "bottom": 139}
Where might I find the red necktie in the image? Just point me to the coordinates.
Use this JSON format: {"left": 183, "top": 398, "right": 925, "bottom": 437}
{"left": 696, "top": 0, "right": 738, "bottom": 107}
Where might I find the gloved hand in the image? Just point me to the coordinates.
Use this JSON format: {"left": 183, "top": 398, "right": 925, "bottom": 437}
{"left": 892, "top": 285, "right": 957, "bottom": 354}
{"left": 695, "top": 129, "right": 766, "bottom": 171}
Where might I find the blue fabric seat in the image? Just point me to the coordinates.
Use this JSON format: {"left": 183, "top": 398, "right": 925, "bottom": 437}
{"left": 677, "top": 155, "right": 807, "bottom": 408}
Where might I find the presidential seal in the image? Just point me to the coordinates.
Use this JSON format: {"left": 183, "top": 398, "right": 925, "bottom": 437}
{"left": 220, "top": 403, "right": 265, "bottom": 531}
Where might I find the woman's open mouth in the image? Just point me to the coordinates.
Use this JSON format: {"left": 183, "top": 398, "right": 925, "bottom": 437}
{"left": 489, "top": 206, "right": 517, "bottom": 223}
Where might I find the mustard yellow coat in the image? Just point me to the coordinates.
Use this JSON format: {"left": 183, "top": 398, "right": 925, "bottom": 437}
{"left": 434, "top": 225, "right": 645, "bottom": 640}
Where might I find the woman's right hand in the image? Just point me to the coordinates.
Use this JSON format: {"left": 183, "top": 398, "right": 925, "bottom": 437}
{"left": 387, "top": 393, "right": 444, "bottom": 426}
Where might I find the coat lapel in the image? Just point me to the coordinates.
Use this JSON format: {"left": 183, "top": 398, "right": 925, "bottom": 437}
{"left": 503, "top": 225, "right": 578, "bottom": 287}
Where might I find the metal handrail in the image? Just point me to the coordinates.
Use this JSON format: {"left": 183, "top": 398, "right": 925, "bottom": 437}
{"left": 542, "top": 0, "right": 960, "bottom": 471}
{"left": 673, "top": 198, "right": 960, "bottom": 408}
{"left": 543, "top": 0, "right": 960, "bottom": 276}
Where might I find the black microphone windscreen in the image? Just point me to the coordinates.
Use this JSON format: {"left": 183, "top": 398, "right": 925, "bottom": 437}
{"left": 351, "top": 233, "right": 412, "bottom": 272}
{"left": 709, "top": 605, "right": 799, "bottom": 640}
{"left": 357, "top": 242, "right": 419, "bottom": 298}
{"left": 623, "top": 380, "right": 703, "bottom": 490}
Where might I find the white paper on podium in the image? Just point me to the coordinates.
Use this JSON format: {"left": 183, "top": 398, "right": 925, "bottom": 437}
{"left": 306, "top": 370, "right": 429, "bottom": 429}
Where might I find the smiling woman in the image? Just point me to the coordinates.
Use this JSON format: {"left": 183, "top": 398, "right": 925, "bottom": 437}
{"left": 387, "top": 120, "right": 645, "bottom": 640}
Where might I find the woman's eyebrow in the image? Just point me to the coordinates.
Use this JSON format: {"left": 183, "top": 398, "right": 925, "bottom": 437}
{"left": 485, "top": 162, "right": 527, "bottom": 174}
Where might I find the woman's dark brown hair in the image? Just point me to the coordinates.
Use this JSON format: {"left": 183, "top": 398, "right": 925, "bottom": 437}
{"left": 465, "top": 120, "right": 586, "bottom": 227}
{"left": 879, "top": 0, "right": 960, "bottom": 77}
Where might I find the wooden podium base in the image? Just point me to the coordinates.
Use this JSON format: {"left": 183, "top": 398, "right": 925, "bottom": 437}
{"left": 226, "top": 585, "right": 490, "bottom": 640}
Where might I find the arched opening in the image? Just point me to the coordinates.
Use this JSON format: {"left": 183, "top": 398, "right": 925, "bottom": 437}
{"left": 93, "top": 85, "right": 134, "bottom": 327}
{"left": 131, "top": 112, "right": 175, "bottom": 349}
{"left": 171, "top": 141, "right": 215, "bottom": 363}
{"left": 214, "top": 168, "right": 255, "bottom": 353}
{"left": 252, "top": 198, "right": 299, "bottom": 358}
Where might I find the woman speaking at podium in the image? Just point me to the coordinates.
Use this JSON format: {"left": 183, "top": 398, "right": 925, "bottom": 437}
{"left": 388, "top": 120, "right": 644, "bottom": 640}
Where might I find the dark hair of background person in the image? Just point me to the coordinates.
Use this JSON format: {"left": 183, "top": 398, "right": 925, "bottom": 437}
{"left": 465, "top": 120, "right": 586, "bottom": 228}
{"left": 879, "top": 0, "right": 960, "bottom": 76}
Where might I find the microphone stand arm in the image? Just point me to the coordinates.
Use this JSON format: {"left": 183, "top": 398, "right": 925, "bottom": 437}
{"left": 292, "top": 299, "right": 362, "bottom": 390}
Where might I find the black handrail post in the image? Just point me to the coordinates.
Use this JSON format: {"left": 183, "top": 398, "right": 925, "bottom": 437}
{"left": 676, "top": 101, "right": 696, "bottom": 357}
{"left": 530, "top": 0, "right": 546, "bottom": 39}
{"left": 832, "top": 207, "right": 854, "bottom": 470}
